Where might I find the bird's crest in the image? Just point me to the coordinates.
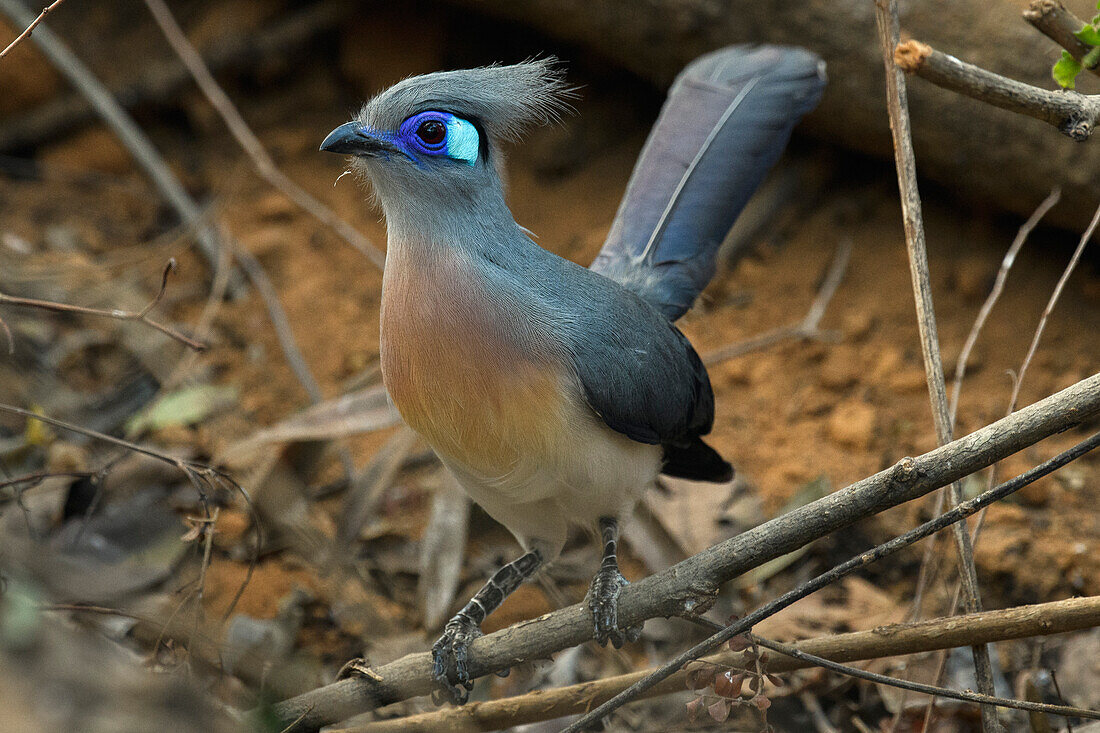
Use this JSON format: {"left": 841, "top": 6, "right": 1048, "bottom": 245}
{"left": 356, "top": 57, "right": 576, "bottom": 145}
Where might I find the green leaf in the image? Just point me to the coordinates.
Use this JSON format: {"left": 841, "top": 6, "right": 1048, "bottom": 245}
{"left": 1074, "top": 23, "right": 1100, "bottom": 46}
{"left": 1053, "top": 51, "right": 1083, "bottom": 89}
{"left": 125, "top": 384, "right": 237, "bottom": 434}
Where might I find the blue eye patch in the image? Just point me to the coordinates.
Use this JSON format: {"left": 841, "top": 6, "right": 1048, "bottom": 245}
{"left": 400, "top": 111, "right": 480, "bottom": 165}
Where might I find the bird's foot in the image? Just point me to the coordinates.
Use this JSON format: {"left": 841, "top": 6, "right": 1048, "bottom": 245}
{"left": 588, "top": 566, "right": 642, "bottom": 648}
{"left": 431, "top": 613, "right": 482, "bottom": 704}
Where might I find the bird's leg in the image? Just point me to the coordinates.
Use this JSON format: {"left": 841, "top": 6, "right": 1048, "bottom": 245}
{"left": 431, "top": 548, "right": 542, "bottom": 703}
{"left": 588, "top": 516, "right": 643, "bottom": 648}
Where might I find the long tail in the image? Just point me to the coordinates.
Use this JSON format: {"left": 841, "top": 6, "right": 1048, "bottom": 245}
{"left": 590, "top": 45, "right": 826, "bottom": 321}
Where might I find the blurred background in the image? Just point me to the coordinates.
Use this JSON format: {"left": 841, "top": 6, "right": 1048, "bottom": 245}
{"left": 0, "top": 0, "right": 1098, "bottom": 731}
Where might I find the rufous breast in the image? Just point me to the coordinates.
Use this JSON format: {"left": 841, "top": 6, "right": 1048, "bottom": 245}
{"left": 379, "top": 245, "right": 568, "bottom": 477}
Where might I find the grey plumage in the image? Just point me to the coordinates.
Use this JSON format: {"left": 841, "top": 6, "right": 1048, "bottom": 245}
{"left": 592, "top": 45, "right": 827, "bottom": 320}
{"left": 321, "top": 45, "right": 825, "bottom": 701}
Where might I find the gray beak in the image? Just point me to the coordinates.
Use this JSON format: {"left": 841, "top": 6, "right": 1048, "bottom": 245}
{"left": 320, "top": 122, "right": 398, "bottom": 156}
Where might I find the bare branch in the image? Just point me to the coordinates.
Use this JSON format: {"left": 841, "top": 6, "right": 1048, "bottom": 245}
{"left": 0, "top": 259, "right": 206, "bottom": 351}
{"left": 0, "top": 0, "right": 227, "bottom": 279}
{"left": 562, "top": 430, "right": 1100, "bottom": 732}
{"left": 141, "top": 0, "right": 386, "bottom": 270}
{"left": 268, "top": 373, "right": 1100, "bottom": 731}
{"left": 873, "top": 1, "right": 999, "bottom": 724}
{"left": 895, "top": 39, "right": 1100, "bottom": 141}
{"left": 703, "top": 238, "right": 849, "bottom": 365}
{"left": 948, "top": 188, "right": 1062, "bottom": 425}
{"left": 1024, "top": 0, "right": 1100, "bottom": 76}
{"left": 0, "top": 0, "right": 64, "bottom": 60}
{"left": 336, "top": 597, "right": 1100, "bottom": 733}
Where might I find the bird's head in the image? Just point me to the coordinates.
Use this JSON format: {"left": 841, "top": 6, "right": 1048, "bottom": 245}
{"left": 321, "top": 58, "right": 573, "bottom": 220}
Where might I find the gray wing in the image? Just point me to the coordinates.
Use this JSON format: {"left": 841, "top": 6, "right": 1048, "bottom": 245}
{"left": 591, "top": 45, "right": 826, "bottom": 321}
{"left": 562, "top": 279, "right": 714, "bottom": 446}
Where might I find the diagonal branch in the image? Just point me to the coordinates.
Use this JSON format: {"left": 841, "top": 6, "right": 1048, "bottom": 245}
{"left": 269, "top": 373, "right": 1100, "bottom": 732}
{"left": 895, "top": 39, "right": 1100, "bottom": 141}
{"left": 335, "top": 597, "right": 1100, "bottom": 733}
{"left": 0, "top": 0, "right": 64, "bottom": 60}
{"left": 562, "top": 430, "right": 1100, "bottom": 732}
{"left": 141, "top": 0, "right": 386, "bottom": 270}
{"left": 1024, "top": 0, "right": 1100, "bottom": 77}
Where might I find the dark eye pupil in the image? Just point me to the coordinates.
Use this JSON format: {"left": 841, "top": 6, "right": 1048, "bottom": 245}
{"left": 418, "top": 121, "right": 446, "bottom": 145}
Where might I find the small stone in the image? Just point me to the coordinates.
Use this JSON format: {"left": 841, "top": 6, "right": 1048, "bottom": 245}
{"left": 826, "top": 400, "right": 876, "bottom": 450}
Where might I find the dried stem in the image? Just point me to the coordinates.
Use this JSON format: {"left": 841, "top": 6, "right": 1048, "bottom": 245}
{"left": 948, "top": 188, "right": 1062, "bottom": 426}
{"left": 269, "top": 373, "right": 1100, "bottom": 731}
{"left": 561, "top": 430, "right": 1100, "bottom": 733}
{"left": 1024, "top": 0, "right": 1100, "bottom": 76}
{"left": 703, "top": 238, "right": 849, "bottom": 365}
{"left": 0, "top": 0, "right": 64, "bottom": 59}
{"left": 339, "top": 596, "right": 1100, "bottom": 733}
{"left": 873, "top": 1, "right": 999, "bottom": 726}
{"left": 895, "top": 39, "right": 1100, "bottom": 141}
{"left": 0, "top": 258, "right": 206, "bottom": 352}
{"left": 141, "top": 0, "right": 385, "bottom": 269}
{"left": 0, "top": 0, "right": 227, "bottom": 277}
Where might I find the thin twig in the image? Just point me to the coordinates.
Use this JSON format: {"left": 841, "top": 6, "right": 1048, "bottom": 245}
{"left": 703, "top": 238, "right": 850, "bottom": 365}
{"left": 269, "top": 381, "right": 1100, "bottom": 732}
{"left": 0, "top": 1, "right": 348, "bottom": 152}
{"left": 752, "top": 635, "right": 1099, "bottom": 722}
{"left": 0, "top": 258, "right": 206, "bottom": 351}
{"left": 0, "top": 0, "right": 64, "bottom": 60}
{"left": 895, "top": 39, "right": 1100, "bottom": 141}
{"left": 0, "top": 0, "right": 227, "bottom": 276}
{"left": 948, "top": 188, "right": 1062, "bottom": 426}
{"left": 873, "top": 1, "right": 999, "bottom": 726}
{"left": 233, "top": 244, "right": 323, "bottom": 404}
{"left": 561, "top": 430, "right": 1100, "bottom": 733}
{"left": 335, "top": 597, "right": 1100, "bottom": 733}
{"left": 141, "top": 0, "right": 386, "bottom": 269}
{"left": 1024, "top": 0, "right": 1100, "bottom": 77}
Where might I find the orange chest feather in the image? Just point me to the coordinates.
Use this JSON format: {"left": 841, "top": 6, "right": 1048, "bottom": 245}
{"left": 379, "top": 252, "right": 567, "bottom": 474}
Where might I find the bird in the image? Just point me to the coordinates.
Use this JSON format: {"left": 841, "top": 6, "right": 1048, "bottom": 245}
{"left": 321, "top": 45, "right": 825, "bottom": 703}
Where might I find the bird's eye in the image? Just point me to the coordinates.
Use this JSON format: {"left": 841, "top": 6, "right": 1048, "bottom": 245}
{"left": 417, "top": 120, "right": 446, "bottom": 146}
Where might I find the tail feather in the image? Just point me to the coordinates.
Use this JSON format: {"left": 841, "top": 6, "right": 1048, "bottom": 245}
{"left": 591, "top": 45, "right": 826, "bottom": 321}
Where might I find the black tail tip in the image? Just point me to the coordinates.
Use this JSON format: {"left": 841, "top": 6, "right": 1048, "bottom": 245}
{"left": 661, "top": 438, "right": 734, "bottom": 483}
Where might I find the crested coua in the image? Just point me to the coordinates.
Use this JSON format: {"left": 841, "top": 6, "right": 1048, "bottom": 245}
{"left": 322, "top": 46, "right": 825, "bottom": 702}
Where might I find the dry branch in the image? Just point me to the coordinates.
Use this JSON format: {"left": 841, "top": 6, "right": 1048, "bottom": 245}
{"left": 0, "top": 0, "right": 226, "bottom": 275}
{"left": 0, "top": 259, "right": 205, "bottom": 352}
{"left": 0, "top": 0, "right": 63, "bottom": 59}
{"left": 0, "top": 1, "right": 346, "bottom": 152}
{"left": 339, "top": 596, "right": 1100, "bottom": 733}
{"left": 895, "top": 39, "right": 1100, "bottom": 141}
{"left": 873, "top": 1, "right": 998, "bottom": 725}
{"left": 1024, "top": 0, "right": 1100, "bottom": 77}
{"left": 562, "top": 430, "right": 1100, "bottom": 731}
{"left": 141, "top": 0, "right": 385, "bottom": 269}
{"left": 270, "top": 373, "right": 1100, "bottom": 731}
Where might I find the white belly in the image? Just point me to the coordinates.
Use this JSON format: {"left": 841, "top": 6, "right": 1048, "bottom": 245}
{"left": 440, "top": 395, "right": 663, "bottom": 561}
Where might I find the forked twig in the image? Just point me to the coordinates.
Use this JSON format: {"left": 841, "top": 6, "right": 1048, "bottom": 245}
{"left": 0, "top": 259, "right": 206, "bottom": 352}
{"left": 703, "top": 238, "right": 850, "bottom": 365}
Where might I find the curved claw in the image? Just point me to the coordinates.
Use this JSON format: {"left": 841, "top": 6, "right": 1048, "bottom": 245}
{"left": 431, "top": 615, "right": 483, "bottom": 704}
{"left": 589, "top": 567, "right": 643, "bottom": 648}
